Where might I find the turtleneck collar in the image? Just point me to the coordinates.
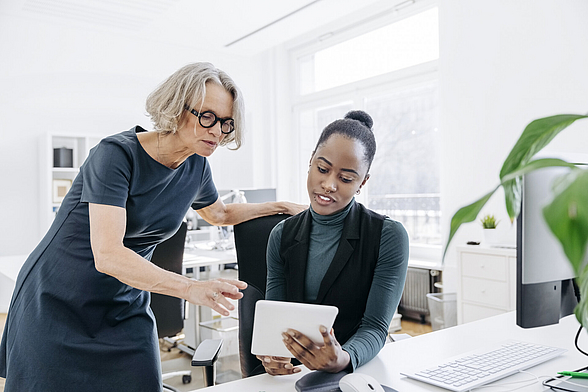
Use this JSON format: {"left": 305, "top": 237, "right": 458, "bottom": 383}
{"left": 310, "top": 199, "right": 355, "bottom": 226}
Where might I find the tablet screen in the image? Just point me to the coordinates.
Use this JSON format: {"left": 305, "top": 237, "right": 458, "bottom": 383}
{"left": 251, "top": 300, "right": 339, "bottom": 358}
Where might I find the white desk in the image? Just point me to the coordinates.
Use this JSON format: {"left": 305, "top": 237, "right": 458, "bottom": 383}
{"left": 182, "top": 245, "right": 238, "bottom": 350}
{"left": 198, "top": 312, "right": 588, "bottom": 391}
{"left": 183, "top": 245, "right": 237, "bottom": 279}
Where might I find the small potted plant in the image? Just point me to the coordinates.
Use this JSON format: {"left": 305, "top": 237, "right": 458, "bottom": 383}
{"left": 480, "top": 214, "right": 500, "bottom": 245}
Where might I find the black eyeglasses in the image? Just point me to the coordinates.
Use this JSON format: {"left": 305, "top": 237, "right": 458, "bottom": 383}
{"left": 185, "top": 106, "right": 235, "bottom": 135}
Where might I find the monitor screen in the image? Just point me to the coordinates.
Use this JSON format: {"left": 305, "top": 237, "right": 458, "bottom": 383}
{"left": 220, "top": 188, "right": 277, "bottom": 204}
{"left": 516, "top": 166, "right": 582, "bottom": 328}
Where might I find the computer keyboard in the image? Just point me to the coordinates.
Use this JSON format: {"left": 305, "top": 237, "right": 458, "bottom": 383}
{"left": 401, "top": 340, "right": 566, "bottom": 391}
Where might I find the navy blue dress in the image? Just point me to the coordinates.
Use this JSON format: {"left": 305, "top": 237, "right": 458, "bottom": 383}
{"left": 0, "top": 127, "right": 218, "bottom": 391}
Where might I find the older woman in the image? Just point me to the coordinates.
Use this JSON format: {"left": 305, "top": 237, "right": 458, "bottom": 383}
{"left": 0, "top": 62, "right": 304, "bottom": 391}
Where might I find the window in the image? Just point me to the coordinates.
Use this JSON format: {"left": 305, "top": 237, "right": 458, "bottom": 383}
{"left": 298, "top": 6, "right": 439, "bottom": 95}
{"left": 292, "top": 3, "right": 440, "bottom": 250}
{"left": 366, "top": 81, "right": 440, "bottom": 245}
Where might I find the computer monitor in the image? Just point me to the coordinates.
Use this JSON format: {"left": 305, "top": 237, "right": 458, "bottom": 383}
{"left": 516, "top": 165, "right": 582, "bottom": 328}
{"left": 228, "top": 188, "right": 277, "bottom": 204}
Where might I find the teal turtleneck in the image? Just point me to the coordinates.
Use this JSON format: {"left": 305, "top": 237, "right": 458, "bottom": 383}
{"left": 305, "top": 201, "right": 353, "bottom": 301}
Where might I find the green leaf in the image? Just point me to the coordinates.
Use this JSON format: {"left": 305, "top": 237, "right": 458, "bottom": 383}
{"left": 500, "top": 158, "right": 578, "bottom": 182}
{"left": 443, "top": 187, "right": 498, "bottom": 262}
{"left": 499, "top": 114, "right": 588, "bottom": 179}
{"left": 499, "top": 115, "right": 587, "bottom": 222}
{"left": 503, "top": 178, "right": 521, "bottom": 223}
{"left": 500, "top": 158, "right": 578, "bottom": 223}
{"left": 543, "top": 169, "right": 588, "bottom": 271}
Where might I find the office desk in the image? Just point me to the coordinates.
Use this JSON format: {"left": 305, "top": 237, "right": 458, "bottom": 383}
{"left": 183, "top": 244, "right": 237, "bottom": 279}
{"left": 182, "top": 244, "right": 238, "bottom": 350}
{"left": 198, "top": 312, "right": 588, "bottom": 391}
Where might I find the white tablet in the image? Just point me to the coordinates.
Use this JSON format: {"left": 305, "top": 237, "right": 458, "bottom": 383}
{"left": 251, "top": 300, "right": 339, "bottom": 358}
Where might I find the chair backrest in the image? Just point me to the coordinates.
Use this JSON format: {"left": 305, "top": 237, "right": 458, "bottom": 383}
{"left": 150, "top": 221, "right": 188, "bottom": 339}
{"left": 234, "top": 214, "right": 291, "bottom": 378}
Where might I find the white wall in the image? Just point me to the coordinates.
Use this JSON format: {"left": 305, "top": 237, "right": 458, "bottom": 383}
{"left": 439, "top": 0, "right": 588, "bottom": 291}
{"left": 0, "top": 17, "right": 265, "bottom": 256}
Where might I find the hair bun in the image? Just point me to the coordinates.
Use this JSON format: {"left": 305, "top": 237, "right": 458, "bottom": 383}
{"left": 345, "top": 110, "right": 373, "bottom": 130}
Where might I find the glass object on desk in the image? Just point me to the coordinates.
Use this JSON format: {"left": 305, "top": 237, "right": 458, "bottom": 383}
{"left": 212, "top": 226, "right": 234, "bottom": 251}
{"left": 184, "top": 188, "right": 248, "bottom": 273}
{"left": 209, "top": 189, "right": 246, "bottom": 251}
{"left": 188, "top": 226, "right": 235, "bottom": 251}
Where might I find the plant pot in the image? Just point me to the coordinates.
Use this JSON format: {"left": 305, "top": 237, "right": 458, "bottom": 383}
{"left": 483, "top": 228, "right": 500, "bottom": 246}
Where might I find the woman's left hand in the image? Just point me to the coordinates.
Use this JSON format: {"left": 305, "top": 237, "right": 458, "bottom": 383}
{"left": 282, "top": 326, "right": 350, "bottom": 373}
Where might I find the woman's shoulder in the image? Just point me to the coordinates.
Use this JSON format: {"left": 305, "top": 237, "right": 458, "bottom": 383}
{"left": 381, "top": 217, "right": 409, "bottom": 242}
{"left": 100, "top": 127, "right": 143, "bottom": 146}
{"left": 270, "top": 217, "right": 288, "bottom": 237}
{"left": 83, "top": 128, "right": 139, "bottom": 165}
{"left": 92, "top": 128, "right": 141, "bottom": 158}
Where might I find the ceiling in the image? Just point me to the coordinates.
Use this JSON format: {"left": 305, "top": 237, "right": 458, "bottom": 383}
{"left": 0, "top": 0, "right": 395, "bottom": 56}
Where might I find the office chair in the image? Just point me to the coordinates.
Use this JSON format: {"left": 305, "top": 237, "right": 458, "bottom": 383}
{"left": 233, "top": 214, "right": 291, "bottom": 378}
{"left": 150, "top": 221, "right": 223, "bottom": 389}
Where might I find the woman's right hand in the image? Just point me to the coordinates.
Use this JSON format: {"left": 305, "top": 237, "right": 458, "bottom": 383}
{"left": 256, "top": 355, "right": 301, "bottom": 376}
{"left": 186, "top": 278, "right": 247, "bottom": 316}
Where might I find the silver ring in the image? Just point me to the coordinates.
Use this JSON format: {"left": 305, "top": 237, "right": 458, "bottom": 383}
{"left": 212, "top": 292, "right": 219, "bottom": 301}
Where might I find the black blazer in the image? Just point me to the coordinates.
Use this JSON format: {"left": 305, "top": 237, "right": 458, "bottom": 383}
{"left": 279, "top": 201, "right": 385, "bottom": 345}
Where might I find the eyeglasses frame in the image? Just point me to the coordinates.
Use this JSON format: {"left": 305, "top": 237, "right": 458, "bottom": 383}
{"left": 184, "top": 105, "right": 235, "bottom": 135}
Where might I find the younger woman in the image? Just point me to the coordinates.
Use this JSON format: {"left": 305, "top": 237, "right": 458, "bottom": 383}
{"left": 259, "top": 111, "right": 409, "bottom": 375}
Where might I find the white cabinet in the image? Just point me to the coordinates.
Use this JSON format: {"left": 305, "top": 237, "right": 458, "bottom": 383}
{"left": 39, "top": 133, "right": 103, "bottom": 237}
{"left": 456, "top": 246, "right": 516, "bottom": 324}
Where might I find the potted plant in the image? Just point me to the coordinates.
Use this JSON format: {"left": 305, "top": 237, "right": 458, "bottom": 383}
{"left": 443, "top": 113, "right": 588, "bottom": 329}
{"left": 480, "top": 214, "right": 500, "bottom": 245}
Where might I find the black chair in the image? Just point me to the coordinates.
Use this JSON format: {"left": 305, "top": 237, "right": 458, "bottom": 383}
{"left": 151, "top": 222, "right": 188, "bottom": 343}
{"left": 233, "top": 214, "right": 291, "bottom": 378}
{"left": 150, "top": 221, "right": 223, "bottom": 389}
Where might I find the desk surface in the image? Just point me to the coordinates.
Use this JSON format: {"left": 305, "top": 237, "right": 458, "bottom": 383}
{"left": 199, "top": 311, "right": 588, "bottom": 391}
{"left": 183, "top": 245, "right": 236, "bottom": 268}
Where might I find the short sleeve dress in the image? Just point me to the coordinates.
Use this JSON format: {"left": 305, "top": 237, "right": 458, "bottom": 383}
{"left": 0, "top": 126, "right": 219, "bottom": 392}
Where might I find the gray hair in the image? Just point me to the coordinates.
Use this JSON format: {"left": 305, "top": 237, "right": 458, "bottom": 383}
{"left": 145, "top": 62, "right": 244, "bottom": 149}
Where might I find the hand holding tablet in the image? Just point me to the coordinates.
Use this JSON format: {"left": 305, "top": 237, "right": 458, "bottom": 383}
{"left": 251, "top": 300, "right": 339, "bottom": 358}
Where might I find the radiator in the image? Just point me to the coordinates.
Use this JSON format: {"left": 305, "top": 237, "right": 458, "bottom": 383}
{"left": 399, "top": 267, "right": 441, "bottom": 320}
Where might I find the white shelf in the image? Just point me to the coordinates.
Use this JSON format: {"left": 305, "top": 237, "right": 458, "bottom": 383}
{"left": 39, "top": 133, "right": 104, "bottom": 237}
{"left": 51, "top": 167, "right": 79, "bottom": 173}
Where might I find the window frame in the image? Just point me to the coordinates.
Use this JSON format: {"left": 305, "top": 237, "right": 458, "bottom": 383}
{"left": 288, "top": 0, "right": 441, "bottom": 261}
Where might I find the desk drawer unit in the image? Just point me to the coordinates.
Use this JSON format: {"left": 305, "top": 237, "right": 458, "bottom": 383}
{"left": 460, "top": 253, "right": 507, "bottom": 281}
{"left": 457, "top": 246, "right": 516, "bottom": 324}
{"left": 461, "top": 276, "right": 509, "bottom": 308}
